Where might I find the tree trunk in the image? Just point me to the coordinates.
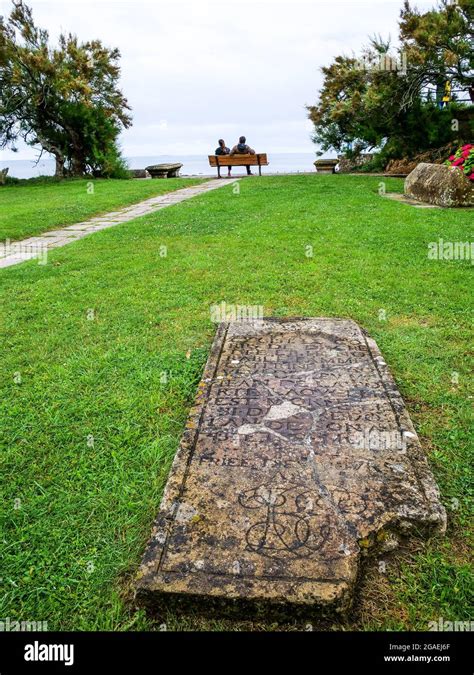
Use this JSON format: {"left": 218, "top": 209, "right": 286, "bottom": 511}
{"left": 36, "top": 134, "right": 66, "bottom": 178}
{"left": 68, "top": 127, "right": 87, "bottom": 176}
{"left": 54, "top": 155, "right": 65, "bottom": 178}
{"left": 71, "top": 145, "right": 86, "bottom": 177}
{"left": 70, "top": 152, "right": 86, "bottom": 177}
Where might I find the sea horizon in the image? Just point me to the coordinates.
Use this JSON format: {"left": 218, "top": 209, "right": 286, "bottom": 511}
{"left": 0, "top": 152, "right": 335, "bottom": 179}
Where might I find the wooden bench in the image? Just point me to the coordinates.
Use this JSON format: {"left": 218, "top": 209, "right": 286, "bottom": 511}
{"left": 208, "top": 153, "right": 269, "bottom": 177}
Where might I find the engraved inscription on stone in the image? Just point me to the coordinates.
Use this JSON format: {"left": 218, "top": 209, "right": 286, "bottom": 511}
{"left": 136, "top": 318, "right": 446, "bottom": 616}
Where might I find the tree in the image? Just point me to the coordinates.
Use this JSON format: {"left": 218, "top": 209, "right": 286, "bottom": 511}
{"left": 307, "top": 54, "right": 372, "bottom": 154}
{"left": 0, "top": 0, "right": 132, "bottom": 177}
{"left": 307, "top": 0, "right": 473, "bottom": 163}
{"left": 400, "top": 0, "right": 473, "bottom": 106}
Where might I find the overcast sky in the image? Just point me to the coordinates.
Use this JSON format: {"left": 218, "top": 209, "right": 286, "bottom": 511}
{"left": 1, "top": 0, "right": 435, "bottom": 160}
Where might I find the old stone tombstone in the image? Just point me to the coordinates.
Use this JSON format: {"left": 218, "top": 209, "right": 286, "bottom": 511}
{"left": 136, "top": 318, "right": 446, "bottom": 618}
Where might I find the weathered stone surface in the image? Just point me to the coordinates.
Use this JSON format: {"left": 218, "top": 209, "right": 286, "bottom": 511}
{"left": 405, "top": 162, "right": 474, "bottom": 207}
{"left": 136, "top": 318, "right": 446, "bottom": 618}
{"left": 314, "top": 159, "right": 338, "bottom": 174}
{"left": 145, "top": 163, "right": 183, "bottom": 178}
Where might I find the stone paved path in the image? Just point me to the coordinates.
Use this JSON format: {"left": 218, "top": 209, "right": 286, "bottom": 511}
{"left": 0, "top": 178, "right": 234, "bottom": 269}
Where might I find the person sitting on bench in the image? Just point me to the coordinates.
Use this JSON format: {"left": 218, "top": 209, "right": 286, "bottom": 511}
{"left": 215, "top": 139, "right": 232, "bottom": 177}
{"left": 230, "top": 136, "right": 256, "bottom": 175}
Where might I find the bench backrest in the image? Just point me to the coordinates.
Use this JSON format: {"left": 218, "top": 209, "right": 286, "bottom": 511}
{"left": 209, "top": 153, "right": 268, "bottom": 167}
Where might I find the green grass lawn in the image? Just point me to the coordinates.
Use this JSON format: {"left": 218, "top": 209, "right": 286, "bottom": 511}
{"left": 0, "top": 177, "right": 204, "bottom": 242}
{"left": 0, "top": 175, "right": 472, "bottom": 631}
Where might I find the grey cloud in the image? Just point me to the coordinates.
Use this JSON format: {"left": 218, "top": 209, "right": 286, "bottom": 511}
{"left": 1, "top": 0, "right": 435, "bottom": 159}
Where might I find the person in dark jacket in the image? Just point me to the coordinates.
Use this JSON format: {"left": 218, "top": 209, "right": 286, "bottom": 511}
{"left": 215, "top": 139, "right": 232, "bottom": 177}
{"left": 230, "top": 136, "right": 255, "bottom": 175}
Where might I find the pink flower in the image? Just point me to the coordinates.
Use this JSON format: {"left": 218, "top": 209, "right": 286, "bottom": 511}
{"left": 452, "top": 158, "right": 464, "bottom": 166}
{"left": 448, "top": 155, "right": 455, "bottom": 161}
{"left": 461, "top": 144, "right": 472, "bottom": 151}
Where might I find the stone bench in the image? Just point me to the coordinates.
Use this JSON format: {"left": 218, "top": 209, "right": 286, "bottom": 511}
{"left": 208, "top": 153, "right": 269, "bottom": 177}
{"left": 145, "top": 163, "right": 183, "bottom": 179}
{"left": 314, "top": 159, "right": 338, "bottom": 174}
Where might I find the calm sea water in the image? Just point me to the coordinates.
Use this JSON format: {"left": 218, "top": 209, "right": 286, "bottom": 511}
{"left": 0, "top": 153, "right": 319, "bottom": 179}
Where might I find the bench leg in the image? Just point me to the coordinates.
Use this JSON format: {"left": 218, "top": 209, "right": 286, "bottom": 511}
{"left": 258, "top": 165, "right": 262, "bottom": 176}
{"left": 217, "top": 166, "right": 221, "bottom": 179}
